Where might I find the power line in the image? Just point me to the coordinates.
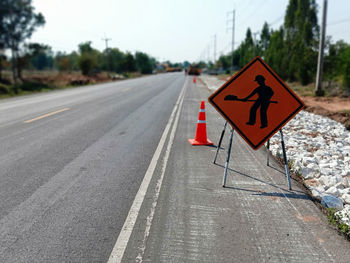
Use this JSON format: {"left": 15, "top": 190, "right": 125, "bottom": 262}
{"left": 239, "top": 0, "right": 269, "bottom": 25}
{"left": 269, "top": 15, "right": 284, "bottom": 26}
{"left": 327, "top": 17, "right": 350, "bottom": 26}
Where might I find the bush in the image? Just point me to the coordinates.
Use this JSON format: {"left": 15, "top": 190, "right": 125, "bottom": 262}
{"left": 78, "top": 53, "right": 97, "bottom": 76}
{"left": 0, "top": 83, "right": 10, "bottom": 94}
{"left": 20, "top": 81, "right": 49, "bottom": 91}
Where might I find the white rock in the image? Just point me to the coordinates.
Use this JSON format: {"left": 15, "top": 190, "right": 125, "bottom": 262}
{"left": 335, "top": 182, "right": 346, "bottom": 190}
{"left": 315, "top": 185, "right": 326, "bottom": 193}
{"left": 342, "top": 170, "right": 350, "bottom": 176}
{"left": 339, "top": 188, "right": 350, "bottom": 196}
{"left": 301, "top": 167, "right": 316, "bottom": 179}
{"left": 318, "top": 176, "right": 328, "bottom": 185}
{"left": 320, "top": 168, "right": 333, "bottom": 176}
{"left": 321, "top": 195, "right": 344, "bottom": 209}
{"left": 311, "top": 189, "right": 323, "bottom": 199}
{"left": 326, "top": 186, "right": 340, "bottom": 196}
{"left": 329, "top": 160, "right": 341, "bottom": 168}
{"left": 342, "top": 194, "right": 350, "bottom": 205}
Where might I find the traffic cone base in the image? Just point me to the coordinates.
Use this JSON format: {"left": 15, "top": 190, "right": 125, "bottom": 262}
{"left": 188, "top": 138, "right": 213, "bottom": 146}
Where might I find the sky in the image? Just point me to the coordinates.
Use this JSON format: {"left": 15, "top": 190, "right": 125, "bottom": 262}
{"left": 30, "top": 0, "right": 350, "bottom": 63}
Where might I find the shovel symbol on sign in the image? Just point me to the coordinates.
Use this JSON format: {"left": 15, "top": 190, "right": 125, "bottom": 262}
{"left": 224, "top": 75, "right": 278, "bottom": 129}
{"left": 224, "top": 94, "right": 278, "bottom": 104}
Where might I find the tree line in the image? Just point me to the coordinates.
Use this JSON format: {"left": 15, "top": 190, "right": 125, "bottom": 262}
{"left": 0, "top": 0, "right": 170, "bottom": 94}
{"left": 55, "top": 41, "right": 157, "bottom": 76}
{"left": 215, "top": 0, "right": 350, "bottom": 93}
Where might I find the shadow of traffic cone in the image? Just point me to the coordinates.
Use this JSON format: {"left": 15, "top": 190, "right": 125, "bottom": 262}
{"left": 188, "top": 101, "right": 213, "bottom": 146}
{"left": 193, "top": 76, "right": 197, "bottom": 84}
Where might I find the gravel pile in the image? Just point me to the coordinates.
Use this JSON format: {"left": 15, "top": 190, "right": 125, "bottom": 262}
{"left": 269, "top": 111, "right": 350, "bottom": 224}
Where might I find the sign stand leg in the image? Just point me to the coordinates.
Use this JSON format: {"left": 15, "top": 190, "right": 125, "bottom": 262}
{"left": 280, "top": 129, "right": 292, "bottom": 190}
{"left": 223, "top": 128, "right": 234, "bottom": 187}
{"left": 213, "top": 121, "right": 227, "bottom": 164}
{"left": 266, "top": 139, "right": 270, "bottom": 166}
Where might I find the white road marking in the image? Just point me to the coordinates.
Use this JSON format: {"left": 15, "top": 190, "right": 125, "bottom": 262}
{"left": 136, "top": 75, "right": 186, "bottom": 263}
{"left": 107, "top": 79, "right": 187, "bottom": 263}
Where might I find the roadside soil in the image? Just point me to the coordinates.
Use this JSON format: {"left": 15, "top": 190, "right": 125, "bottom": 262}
{"left": 300, "top": 96, "right": 350, "bottom": 130}
{"left": 23, "top": 71, "right": 118, "bottom": 88}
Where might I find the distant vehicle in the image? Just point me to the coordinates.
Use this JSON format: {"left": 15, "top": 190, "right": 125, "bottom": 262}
{"left": 187, "top": 64, "right": 201, "bottom": 75}
{"left": 165, "top": 66, "right": 182, "bottom": 72}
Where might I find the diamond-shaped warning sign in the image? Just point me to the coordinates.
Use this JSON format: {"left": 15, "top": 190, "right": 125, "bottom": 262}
{"left": 208, "top": 56, "right": 304, "bottom": 150}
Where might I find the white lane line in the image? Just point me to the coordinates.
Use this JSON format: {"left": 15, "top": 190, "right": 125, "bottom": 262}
{"left": 107, "top": 78, "right": 187, "bottom": 263}
{"left": 135, "top": 75, "right": 186, "bottom": 262}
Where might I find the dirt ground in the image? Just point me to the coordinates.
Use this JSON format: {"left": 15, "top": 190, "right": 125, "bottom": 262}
{"left": 301, "top": 96, "right": 350, "bottom": 112}
{"left": 301, "top": 96, "right": 350, "bottom": 130}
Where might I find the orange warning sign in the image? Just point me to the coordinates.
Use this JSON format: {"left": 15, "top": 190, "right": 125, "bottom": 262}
{"left": 208, "top": 56, "right": 304, "bottom": 150}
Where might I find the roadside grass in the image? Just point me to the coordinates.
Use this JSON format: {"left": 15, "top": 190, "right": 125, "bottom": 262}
{"left": 218, "top": 71, "right": 239, "bottom": 79}
{"left": 217, "top": 74, "right": 233, "bottom": 81}
{"left": 289, "top": 80, "right": 349, "bottom": 98}
{"left": 0, "top": 70, "right": 146, "bottom": 100}
{"left": 326, "top": 208, "right": 350, "bottom": 240}
{"left": 288, "top": 82, "right": 315, "bottom": 96}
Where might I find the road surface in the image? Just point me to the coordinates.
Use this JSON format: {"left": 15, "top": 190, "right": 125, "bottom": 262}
{"left": 1, "top": 73, "right": 350, "bottom": 262}
{"left": 0, "top": 73, "right": 185, "bottom": 262}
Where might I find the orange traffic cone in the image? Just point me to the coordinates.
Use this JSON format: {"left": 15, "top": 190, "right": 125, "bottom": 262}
{"left": 188, "top": 101, "right": 213, "bottom": 146}
{"left": 193, "top": 76, "right": 197, "bottom": 83}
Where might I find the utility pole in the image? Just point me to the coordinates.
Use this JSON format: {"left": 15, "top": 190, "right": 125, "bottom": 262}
{"left": 227, "top": 9, "right": 235, "bottom": 71}
{"left": 315, "top": 0, "right": 327, "bottom": 96}
{"left": 207, "top": 45, "right": 210, "bottom": 65}
{"left": 213, "top": 34, "right": 217, "bottom": 64}
{"left": 102, "top": 37, "right": 112, "bottom": 51}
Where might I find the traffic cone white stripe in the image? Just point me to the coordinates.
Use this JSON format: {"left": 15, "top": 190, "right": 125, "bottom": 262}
{"left": 188, "top": 101, "right": 213, "bottom": 146}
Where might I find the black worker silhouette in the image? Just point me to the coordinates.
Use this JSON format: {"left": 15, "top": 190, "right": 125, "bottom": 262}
{"left": 224, "top": 75, "right": 277, "bottom": 129}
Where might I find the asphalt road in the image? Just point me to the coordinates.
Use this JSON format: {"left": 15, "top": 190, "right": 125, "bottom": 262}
{"left": 0, "top": 73, "right": 185, "bottom": 262}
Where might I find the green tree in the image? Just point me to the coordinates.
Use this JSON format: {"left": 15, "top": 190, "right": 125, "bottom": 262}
{"left": 0, "top": 53, "right": 6, "bottom": 80}
{"left": 122, "top": 52, "right": 136, "bottom": 72}
{"left": 259, "top": 22, "right": 271, "bottom": 56}
{"left": 78, "top": 53, "right": 97, "bottom": 76}
{"left": 216, "top": 54, "right": 231, "bottom": 70}
{"left": 104, "top": 48, "right": 124, "bottom": 73}
{"left": 233, "top": 28, "right": 255, "bottom": 68}
{"left": 338, "top": 45, "right": 350, "bottom": 92}
{"left": 324, "top": 40, "right": 348, "bottom": 81}
{"left": 265, "top": 27, "right": 289, "bottom": 79}
{"left": 135, "top": 52, "right": 153, "bottom": 74}
{"left": 284, "top": 0, "right": 318, "bottom": 84}
{"left": 0, "top": 0, "right": 45, "bottom": 91}
{"left": 78, "top": 42, "right": 99, "bottom": 75}
{"left": 26, "top": 43, "right": 53, "bottom": 70}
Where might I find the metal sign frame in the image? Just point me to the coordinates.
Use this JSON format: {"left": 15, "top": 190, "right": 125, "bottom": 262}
{"left": 213, "top": 121, "right": 292, "bottom": 190}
